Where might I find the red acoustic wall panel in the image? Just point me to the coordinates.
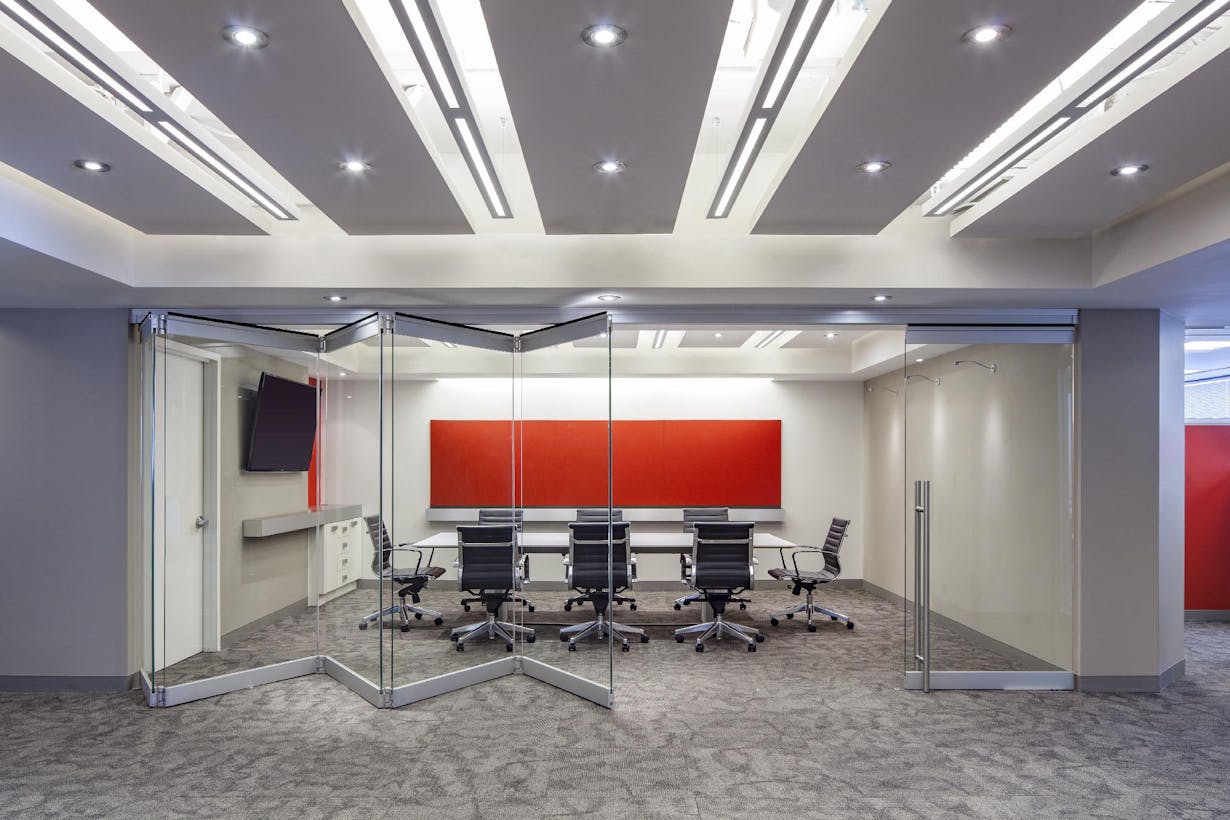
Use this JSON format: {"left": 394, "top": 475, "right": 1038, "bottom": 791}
{"left": 430, "top": 420, "right": 781, "bottom": 508}
{"left": 1186, "top": 425, "right": 1230, "bottom": 610}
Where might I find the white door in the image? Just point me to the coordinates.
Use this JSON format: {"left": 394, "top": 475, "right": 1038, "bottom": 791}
{"left": 154, "top": 350, "right": 206, "bottom": 670}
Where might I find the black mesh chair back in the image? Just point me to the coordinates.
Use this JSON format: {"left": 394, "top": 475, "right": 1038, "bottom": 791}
{"left": 576, "top": 507, "right": 624, "bottom": 522}
{"left": 366, "top": 515, "right": 393, "bottom": 575}
{"left": 692, "top": 521, "right": 754, "bottom": 590}
{"left": 478, "top": 508, "right": 523, "bottom": 529}
{"left": 568, "top": 521, "right": 631, "bottom": 589}
{"left": 457, "top": 524, "right": 517, "bottom": 592}
{"left": 683, "top": 507, "right": 729, "bottom": 531}
{"left": 822, "top": 518, "right": 851, "bottom": 575}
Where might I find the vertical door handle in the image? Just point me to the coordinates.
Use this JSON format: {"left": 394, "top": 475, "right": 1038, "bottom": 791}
{"left": 195, "top": 515, "right": 208, "bottom": 529}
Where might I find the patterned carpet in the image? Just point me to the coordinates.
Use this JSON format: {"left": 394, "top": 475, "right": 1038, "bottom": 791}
{"left": 2, "top": 588, "right": 1228, "bottom": 819}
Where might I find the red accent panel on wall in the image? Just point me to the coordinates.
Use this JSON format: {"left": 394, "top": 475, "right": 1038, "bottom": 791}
{"left": 1186, "top": 425, "right": 1230, "bottom": 610}
{"left": 430, "top": 420, "right": 781, "bottom": 508}
{"left": 307, "top": 377, "right": 319, "bottom": 508}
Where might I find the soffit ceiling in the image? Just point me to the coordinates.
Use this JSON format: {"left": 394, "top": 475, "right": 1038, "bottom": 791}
{"left": 753, "top": 0, "right": 1140, "bottom": 235}
{"left": 0, "top": 45, "right": 264, "bottom": 234}
{"left": 480, "top": 0, "right": 731, "bottom": 234}
{"left": 91, "top": 0, "right": 472, "bottom": 235}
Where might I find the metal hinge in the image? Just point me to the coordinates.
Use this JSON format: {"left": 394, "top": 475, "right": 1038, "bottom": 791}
{"left": 154, "top": 687, "right": 166, "bottom": 707}
{"left": 315, "top": 656, "right": 326, "bottom": 673}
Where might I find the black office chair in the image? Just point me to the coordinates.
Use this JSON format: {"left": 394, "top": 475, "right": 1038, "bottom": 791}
{"left": 358, "top": 515, "right": 445, "bottom": 631}
{"left": 471, "top": 509, "right": 533, "bottom": 612}
{"left": 449, "top": 524, "right": 535, "bottom": 651}
{"left": 769, "top": 518, "right": 855, "bottom": 631}
{"left": 674, "top": 522, "right": 764, "bottom": 652}
{"left": 576, "top": 507, "right": 624, "bottom": 522}
{"left": 560, "top": 522, "right": 647, "bottom": 652}
{"left": 675, "top": 508, "right": 737, "bottom": 611}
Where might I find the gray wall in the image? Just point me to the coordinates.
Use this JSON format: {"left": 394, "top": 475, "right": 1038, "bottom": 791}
{"left": 1076, "top": 310, "right": 1185, "bottom": 690}
{"left": 0, "top": 309, "right": 130, "bottom": 689}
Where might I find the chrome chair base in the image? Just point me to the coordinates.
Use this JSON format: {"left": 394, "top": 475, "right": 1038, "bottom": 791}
{"left": 770, "top": 591, "right": 854, "bottom": 630}
{"left": 673, "top": 592, "right": 748, "bottom": 611}
{"left": 674, "top": 614, "right": 763, "bottom": 652}
{"left": 449, "top": 613, "right": 535, "bottom": 651}
{"left": 358, "top": 601, "right": 444, "bottom": 632}
{"left": 560, "top": 613, "right": 648, "bottom": 652}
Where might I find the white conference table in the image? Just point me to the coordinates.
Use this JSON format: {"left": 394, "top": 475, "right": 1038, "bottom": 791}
{"left": 411, "top": 530, "right": 796, "bottom": 554}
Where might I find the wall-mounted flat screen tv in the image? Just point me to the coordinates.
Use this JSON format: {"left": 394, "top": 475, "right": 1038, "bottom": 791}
{"left": 245, "top": 373, "right": 317, "bottom": 472}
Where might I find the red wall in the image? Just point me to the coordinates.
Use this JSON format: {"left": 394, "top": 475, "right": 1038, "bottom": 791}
{"left": 430, "top": 419, "right": 781, "bottom": 508}
{"left": 1186, "top": 425, "right": 1230, "bottom": 609}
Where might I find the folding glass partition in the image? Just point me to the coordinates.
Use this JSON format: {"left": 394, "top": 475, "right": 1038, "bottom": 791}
{"left": 513, "top": 314, "right": 615, "bottom": 707}
{"left": 900, "top": 327, "right": 1076, "bottom": 691}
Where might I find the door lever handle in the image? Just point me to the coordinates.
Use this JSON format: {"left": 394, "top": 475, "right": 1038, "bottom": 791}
{"left": 195, "top": 516, "right": 208, "bottom": 529}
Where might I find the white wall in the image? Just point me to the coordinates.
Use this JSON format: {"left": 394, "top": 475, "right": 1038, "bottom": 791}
{"left": 322, "top": 377, "right": 865, "bottom": 585}
{"left": 863, "top": 343, "right": 1076, "bottom": 669}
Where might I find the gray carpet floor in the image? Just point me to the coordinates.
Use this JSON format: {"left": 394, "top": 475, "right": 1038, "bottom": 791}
{"left": 2, "top": 590, "right": 1228, "bottom": 819}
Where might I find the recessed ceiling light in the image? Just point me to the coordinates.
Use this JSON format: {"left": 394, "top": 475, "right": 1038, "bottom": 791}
{"left": 599, "top": 332, "right": 608, "bottom": 338}
{"left": 596, "top": 294, "right": 621, "bottom": 302}
{"left": 594, "top": 159, "right": 627, "bottom": 174}
{"left": 339, "top": 159, "right": 370, "bottom": 173}
{"left": 915, "top": 358, "right": 925, "bottom": 363}
{"left": 1111, "top": 163, "right": 1148, "bottom": 177}
{"left": 713, "top": 332, "right": 724, "bottom": 338}
{"left": 73, "top": 159, "right": 110, "bottom": 172}
{"left": 825, "top": 332, "right": 837, "bottom": 339}
{"left": 222, "top": 25, "right": 269, "bottom": 49}
{"left": 582, "top": 23, "right": 626, "bottom": 48}
{"left": 339, "top": 371, "right": 347, "bottom": 377}
{"left": 324, "top": 295, "right": 346, "bottom": 302}
{"left": 857, "top": 160, "right": 891, "bottom": 173}
{"left": 872, "top": 295, "right": 891, "bottom": 302}
{"left": 963, "top": 24, "right": 1010, "bottom": 45}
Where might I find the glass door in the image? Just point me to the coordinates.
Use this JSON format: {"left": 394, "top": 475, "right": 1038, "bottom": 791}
{"left": 903, "top": 327, "right": 1076, "bottom": 690}
{"left": 513, "top": 314, "right": 615, "bottom": 708}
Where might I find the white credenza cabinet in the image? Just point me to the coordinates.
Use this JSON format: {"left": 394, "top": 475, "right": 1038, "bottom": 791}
{"left": 311, "top": 516, "right": 364, "bottom": 604}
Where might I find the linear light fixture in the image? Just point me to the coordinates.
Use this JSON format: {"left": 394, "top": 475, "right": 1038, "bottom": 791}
{"left": 652, "top": 329, "right": 668, "bottom": 350}
{"left": 926, "top": 0, "right": 1230, "bottom": 217}
{"left": 390, "top": 0, "right": 512, "bottom": 219}
{"left": 747, "top": 329, "right": 802, "bottom": 349}
{"left": 708, "top": 0, "right": 836, "bottom": 218}
{"left": 0, "top": 0, "right": 294, "bottom": 221}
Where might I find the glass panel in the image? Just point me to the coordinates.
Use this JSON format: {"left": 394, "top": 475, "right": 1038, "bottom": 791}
{"left": 138, "top": 318, "right": 157, "bottom": 691}
{"left": 150, "top": 321, "right": 322, "bottom": 689}
{"left": 386, "top": 319, "right": 517, "bottom": 693}
{"left": 513, "top": 318, "right": 615, "bottom": 698}
{"left": 904, "top": 339, "right": 1075, "bottom": 677}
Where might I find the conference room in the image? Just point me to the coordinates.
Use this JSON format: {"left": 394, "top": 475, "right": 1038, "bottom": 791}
{"left": 137, "top": 308, "right": 1074, "bottom": 708}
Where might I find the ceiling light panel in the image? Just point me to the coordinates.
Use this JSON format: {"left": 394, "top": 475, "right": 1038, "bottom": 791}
{"left": 707, "top": 0, "right": 837, "bottom": 219}
{"left": 387, "top": 0, "right": 511, "bottom": 220}
{"left": 0, "top": 0, "right": 299, "bottom": 224}
{"left": 351, "top": 0, "right": 539, "bottom": 232}
{"left": 925, "top": 0, "right": 1230, "bottom": 219}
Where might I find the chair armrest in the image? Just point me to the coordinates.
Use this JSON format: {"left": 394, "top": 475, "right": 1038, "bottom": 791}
{"left": 679, "top": 554, "right": 693, "bottom": 582}
{"left": 389, "top": 546, "right": 423, "bottom": 575}
{"left": 630, "top": 555, "right": 638, "bottom": 582}
{"left": 516, "top": 553, "right": 530, "bottom": 587}
{"left": 789, "top": 546, "right": 825, "bottom": 577}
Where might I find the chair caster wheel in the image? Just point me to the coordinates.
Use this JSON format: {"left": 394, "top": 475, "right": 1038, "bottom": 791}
{"left": 526, "top": 634, "right": 536, "bottom": 643}
{"left": 358, "top": 622, "right": 369, "bottom": 630}
{"left": 564, "top": 604, "right": 572, "bottom": 612}
{"left": 450, "top": 633, "right": 458, "bottom": 641}
{"left": 673, "top": 603, "right": 682, "bottom": 611}
{"left": 786, "top": 613, "right": 794, "bottom": 619}
{"left": 434, "top": 617, "right": 444, "bottom": 626}
{"left": 695, "top": 644, "right": 704, "bottom": 653}
{"left": 621, "top": 644, "right": 630, "bottom": 653}
{"left": 559, "top": 633, "right": 569, "bottom": 641}
{"left": 755, "top": 633, "right": 765, "bottom": 642}
{"left": 640, "top": 635, "right": 650, "bottom": 643}
{"left": 739, "top": 603, "right": 747, "bottom": 610}
{"left": 770, "top": 617, "right": 779, "bottom": 626}
{"left": 830, "top": 615, "right": 838, "bottom": 621}
{"left": 807, "top": 624, "right": 817, "bottom": 633}
{"left": 568, "top": 644, "right": 576, "bottom": 652}
{"left": 748, "top": 644, "right": 756, "bottom": 653}
{"left": 463, "top": 605, "right": 470, "bottom": 612}
{"left": 456, "top": 644, "right": 465, "bottom": 652}
{"left": 630, "top": 603, "right": 637, "bottom": 611}
{"left": 506, "top": 644, "right": 513, "bottom": 652}
{"left": 847, "top": 622, "right": 855, "bottom": 630}
{"left": 400, "top": 624, "right": 410, "bottom": 633}
{"left": 414, "top": 612, "right": 423, "bottom": 620}
{"left": 676, "top": 635, "right": 684, "bottom": 643}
